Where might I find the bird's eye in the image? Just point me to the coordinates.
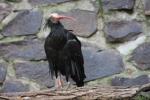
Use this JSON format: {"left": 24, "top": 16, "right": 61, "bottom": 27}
{"left": 50, "top": 17, "right": 58, "bottom": 23}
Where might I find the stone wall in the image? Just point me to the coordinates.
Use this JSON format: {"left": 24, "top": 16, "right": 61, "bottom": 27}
{"left": 0, "top": 0, "right": 150, "bottom": 93}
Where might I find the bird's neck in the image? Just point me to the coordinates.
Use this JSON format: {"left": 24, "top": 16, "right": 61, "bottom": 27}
{"left": 51, "top": 21, "right": 64, "bottom": 32}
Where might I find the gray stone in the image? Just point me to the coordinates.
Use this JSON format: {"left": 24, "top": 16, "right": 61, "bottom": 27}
{"left": 0, "top": 62, "right": 7, "bottom": 84}
{"left": 82, "top": 47, "right": 124, "bottom": 81}
{"left": 131, "top": 42, "right": 150, "bottom": 70}
{"left": 102, "top": 0, "right": 135, "bottom": 11}
{"left": 0, "top": 3, "right": 11, "bottom": 22}
{"left": 14, "top": 61, "right": 54, "bottom": 88}
{"left": 144, "top": 0, "right": 150, "bottom": 15}
{"left": 0, "top": 39, "right": 46, "bottom": 61}
{"left": 60, "top": 9, "right": 97, "bottom": 37}
{"left": 1, "top": 10, "right": 42, "bottom": 36}
{"left": 111, "top": 75, "right": 150, "bottom": 86}
{"left": 104, "top": 20, "right": 142, "bottom": 43}
{"left": 1, "top": 79, "right": 29, "bottom": 93}
{"left": 29, "top": 0, "right": 74, "bottom": 6}
{"left": 13, "top": 46, "right": 124, "bottom": 85}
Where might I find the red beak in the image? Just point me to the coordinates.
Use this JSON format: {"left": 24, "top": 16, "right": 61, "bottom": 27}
{"left": 57, "top": 15, "right": 76, "bottom": 21}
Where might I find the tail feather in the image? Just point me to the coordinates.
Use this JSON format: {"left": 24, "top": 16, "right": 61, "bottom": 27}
{"left": 70, "top": 60, "right": 86, "bottom": 87}
{"left": 61, "top": 33, "right": 86, "bottom": 87}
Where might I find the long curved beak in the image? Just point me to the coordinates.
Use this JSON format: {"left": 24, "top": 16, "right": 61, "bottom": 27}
{"left": 57, "top": 15, "right": 76, "bottom": 21}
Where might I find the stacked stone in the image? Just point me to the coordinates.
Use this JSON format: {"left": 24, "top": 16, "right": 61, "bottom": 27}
{"left": 0, "top": 0, "right": 150, "bottom": 93}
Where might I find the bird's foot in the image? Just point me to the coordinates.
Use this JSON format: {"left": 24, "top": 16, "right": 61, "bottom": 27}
{"left": 64, "top": 82, "right": 71, "bottom": 90}
{"left": 50, "top": 87, "right": 58, "bottom": 91}
{"left": 55, "top": 78, "right": 64, "bottom": 90}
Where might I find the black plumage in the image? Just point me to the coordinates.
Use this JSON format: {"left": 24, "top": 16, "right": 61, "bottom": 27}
{"left": 44, "top": 17, "right": 86, "bottom": 87}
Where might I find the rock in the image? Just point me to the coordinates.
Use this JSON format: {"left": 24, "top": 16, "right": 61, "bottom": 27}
{"left": 144, "top": 0, "right": 150, "bottom": 15}
{"left": 29, "top": 0, "right": 74, "bottom": 6}
{"left": 111, "top": 75, "right": 150, "bottom": 86}
{"left": 102, "top": 0, "right": 135, "bottom": 11}
{"left": 13, "top": 46, "right": 124, "bottom": 86}
{"left": 0, "top": 62, "right": 7, "bottom": 84}
{"left": 0, "top": 39, "right": 46, "bottom": 61}
{"left": 14, "top": 61, "right": 54, "bottom": 88}
{"left": 116, "top": 35, "right": 146, "bottom": 56}
{"left": 0, "top": 3, "right": 11, "bottom": 22}
{"left": 1, "top": 79, "right": 29, "bottom": 93}
{"left": 131, "top": 42, "right": 150, "bottom": 70}
{"left": 1, "top": 10, "right": 42, "bottom": 36}
{"left": 60, "top": 9, "right": 97, "bottom": 37}
{"left": 75, "top": 0, "right": 98, "bottom": 12}
{"left": 82, "top": 47, "right": 124, "bottom": 81}
{"left": 104, "top": 20, "right": 142, "bottom": 43}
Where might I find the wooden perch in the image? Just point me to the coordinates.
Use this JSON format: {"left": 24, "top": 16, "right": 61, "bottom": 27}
{"left": 0, "top": 83, "right": 150, "bottom": 100}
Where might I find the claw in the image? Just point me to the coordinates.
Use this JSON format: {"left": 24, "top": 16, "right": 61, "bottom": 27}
{"left": 65, "top": 82, "right": 71, "bottom": 90}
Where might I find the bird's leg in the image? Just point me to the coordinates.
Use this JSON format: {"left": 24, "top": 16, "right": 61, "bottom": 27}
{"left": 53, "top": 72, "right": 64, "bottom": 90}
{"left": 54, "top": 77, "right": 59, "bottom": 89}
{"left": 54, "top": 74, "right": 63, "bottom": 89}
{"left": 58, "top": 75, "right": 64, "bottom": 88}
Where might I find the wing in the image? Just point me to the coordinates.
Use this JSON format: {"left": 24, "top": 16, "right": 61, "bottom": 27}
{"left": 62, "top": 32, "right": 86, "bottom": 86}
{"left": 44, "top": 38, "right": 59, "bottom": 79}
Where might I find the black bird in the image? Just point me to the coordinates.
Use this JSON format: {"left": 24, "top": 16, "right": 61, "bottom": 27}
{"left": 44, "top": 13, "right": 86, "bottom": 88}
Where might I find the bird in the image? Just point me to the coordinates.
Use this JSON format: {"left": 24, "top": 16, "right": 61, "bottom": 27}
{"left": 44, "top": 13, "right": 86, "bottom": 88}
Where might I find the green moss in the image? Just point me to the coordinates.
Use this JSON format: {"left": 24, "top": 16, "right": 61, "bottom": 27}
{"left": 18, "top": 78, "right": 41, "bottom": 91}
{"left": 0, "top": 36, "right": 25, "bottom": 44}
{"left": 0, "top": 34, "right": 4, "bottom": 40}
{"left": 134, "top": 93, "right": 150, "bottom": 100}
{"left": 40, "top": 2, "right": 76, "bottom": 17}
{"left": 0, "top": 24, "right": 3, "bottom": 30}
{"left": 97, "top": 0, "right": 104, "bottom": 18}
{"left": 5, "top": 0, "right": 21, "bottom": 2}
{"left": 6, "top": 63, "right": 16, "bottom": 78}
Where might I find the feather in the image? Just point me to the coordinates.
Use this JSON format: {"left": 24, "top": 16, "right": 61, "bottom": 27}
{"left": 44, "top": 19, "right": 86, "bottom": 87}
